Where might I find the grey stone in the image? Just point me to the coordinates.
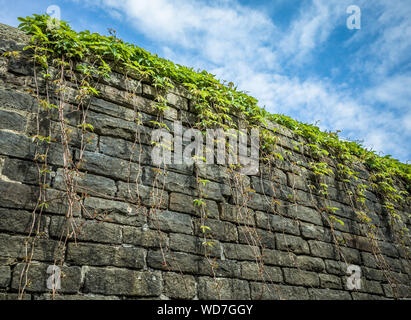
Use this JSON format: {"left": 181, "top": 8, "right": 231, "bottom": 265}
{"left": 123, "top": 226, "right": 168, "bottom": 248}
{"left": 324, "top": 260, "right": 346, "bottom": 275}
{"left": 222, "top": 243, "right": 260, "bottom": 261}
{"left": 0, "top": 110, "right": 26, "bottom": 131}
{"left": 319, "top": 274, "right": 342, "bottom": 289}
{"left": 283, "top": 268, "right": 320, "bottom": 287}
{"left": 87, "top": 110, "right": 150, "bottom": 144}
{"left": 240, "top": 262, "right": 283, "bottom": 282}
{"left": 289, "top": 205, "right": 323, "bottom": 226}
{"left": 163, "top": 272, "right": 196, "bottom": 299}
{"left": 276, "top": 234, "right": 310, "bottom": 254}
{"left": 351, "top": 292, "right": 388, "bottom": 300}
{"left": 194, "top": 218, "right": 238, "bottom": 242}
{"left": 308, "top": 288, "right": 351, "bottom": 300}
{"left": 84, "top": 267, "right": 161, "bottom": 296}
{"left": 238, "top": 226, "right": 276, "bottom": 249}
{"left": 147, "top": 250, "right": 200, "bottom": 274}
{"left": 296, "top": 255, "right": 325, "bottom": 272}
{"left": 198, "top": 277, "right": 250, "bottom": 300}
{"left": 53, "top": 169, "right": 117, "bottom": 197}
{"left": 0, "top": 266, "right": 10, "bottom": 287}
{"left": 309, "top": 240, "right": 338, "bottom": 259}
{"left": 169, "top": 192, "right": 218, "bottom": 219}
{"left": 300, "top": 222, "right": 333, "bottom": 242}
{"left": 99, "top": 135, "right": 151, "bottom": 164}
{"left": 198, "top": 258, "right": 241, "bottom": 278}
{"left": 149, "top": 210, "right": 192, "bottom": 235}
{"left": 77, "top": 150, "right": 142, "bottom": 182}
{"left": 0, "top": 208, "right": 47, "bottom": 234}
{"left": 250, "top": 283, "right": 309, "bottom": 300}
{"left": 117, "top": 181, "right": 169, "bottom": 209}
{"left": 11, "top": 263, "right": 81, "bottom": 293}
{"left": 0, "top": 88, "right": 37, "bottom": 112}
{"left": 67, "top": 242, "right": 145, "bottom": 269}
{"left": 0, "top": 234, "right": 60, "bottom": 262}
{"left": 0, "top": 181, "right": 38, "bottom": 211}
{"left": 169, "top": 233, "right": 220, "bottom": 257}
{"left": 49, "top": 217, "right": 122, "bottom": 244}
{"left": 0, "top": 130, "right": 36, "bottom": 160}
{"left": 262, "top": 249, "right": 297, "bottom": 267}
{"left": 83, "top": 196, "right": 147, "bottom": 227}
{"left": 142, "top": 166, "right": 197, "bottom": 196}
{"left": 1, "top": 157, "right": 45, "bottom": 185}
{"left": 221, "top": 203, "right": 255, "bottom": 225}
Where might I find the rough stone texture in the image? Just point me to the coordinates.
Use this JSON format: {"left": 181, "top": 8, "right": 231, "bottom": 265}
{"left": 0, "top": 23, "right": 410, "bottom": 300}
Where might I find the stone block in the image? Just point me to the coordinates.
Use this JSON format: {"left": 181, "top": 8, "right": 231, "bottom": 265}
{"left": 84, "top": 267, "right": 161, "bottom": 296}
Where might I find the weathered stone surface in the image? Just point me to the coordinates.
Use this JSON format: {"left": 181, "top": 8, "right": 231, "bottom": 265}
{"left": 0, "top": 88, "right": 37, "bottom": 112}
{"left": 0, "top": 110, "right": 26, "bottom": 131}
{"left": 0, "top": 234, "right": 60, "bottom": 262}
{"left": 147, "top": 250, "right": 200, "bottom": 274}
{"left": 319, "top": 273, "right": 342, "bottom": 289}
{"left": 222, "top": 243, "right": 260, "bottom": 261}
{"left": 276, "top": 234, "right": 310, "bottom": 254}
{"left": 250, "top": 283, "right": 309, "bottom": 300}
{"left": 300, "top": 222, "right": 333, "bottom": 242}
{"left": 53, "top": 169, "right": 117, "bottom": 197}
{"left": 289, "top": 205, "right": 323, "bottom": 226}
{"left": 0, "top": 208, "right": 47, "bottom": 235}
{"left": 11, "top": 263, "right": 81, "bottom": 293}
{"left": 238, "top": 226, "right": 276, "bottom": 249}
{"left": 169, "top": 192, "right": 218, "bottom": 219}
{"left": 67, "top": 243, "right": 145, "bottom": 269}
{"left": 77, "top": 150, "right": 142, "bottom": 182}
{"left": 0, "top": 131, "right": 35, "bottom": 160}
{"left": 221, "top": 203, "right": 255, "bottom": 225}
{"left": 308, "top": 288, "right": 351, "bottom": 300}
{"left": 240, "top": 262, "right": 283, "bottom": 282}
{"left": 296, "top": 255, "right": 325, "bottom": 272}
{"left": 198, "top": 277, "right": 250, "bottom": 300}
{"left": 169, "top": 233, "right": 220, "bottom": 257}
{"left": 1, "top": 157, "right": 44, "bottom": 185}
{"left": 309, "top": 240, "right": 338, "bottom": 259}
{"left": 194, "top": 218, "right": 238, "bottom": 242}
{"left": 256, "top": 212, "right": 300, "bottom": 235}
{"left": 149, "top": 210, "right": 192, "bottom": 235}
{"left": 283, "top": 268, "right": 320, "bottom": 287}
{"left": 163, "top": 272, "right": 196, "bottom": 299}
{"left": 35, "top": 293, "right": 121, "bottom": 300}
{"left": 0, "top": 266, "right": 11, "bottom": 288}
{"left": 0, "top": 180, "right": 38, "bottom": 211}
{"left": 123, "top": 226, "right": 168, "bottom": 249}
{"left": 83, "top": 197, "right": 147, "bottom": 227}
{"left": 198, "top": 258, "right": 241, "bottom": 278}
{"left": 49, "top": 217, "right": 122, "bottom": 245}
{"left": 262, "top": 249, "right": 297, "bottom": 267}
{"left": 99, "top": 135, "right": 151, "bottom": 164}
{"left": 84, "top": 267, "right": 161, "bottom": 296}
{"left": 117, "top": 181, "right": 169, "bottom": 209}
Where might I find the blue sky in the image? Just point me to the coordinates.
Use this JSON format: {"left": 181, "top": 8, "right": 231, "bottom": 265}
{"left": 0, "top": 0, "right": 410, "bottom": 162}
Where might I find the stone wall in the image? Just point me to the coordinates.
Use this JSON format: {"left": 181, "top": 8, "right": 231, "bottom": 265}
{"left": 0, "top": 23, "right": 410, "bottom": 300}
